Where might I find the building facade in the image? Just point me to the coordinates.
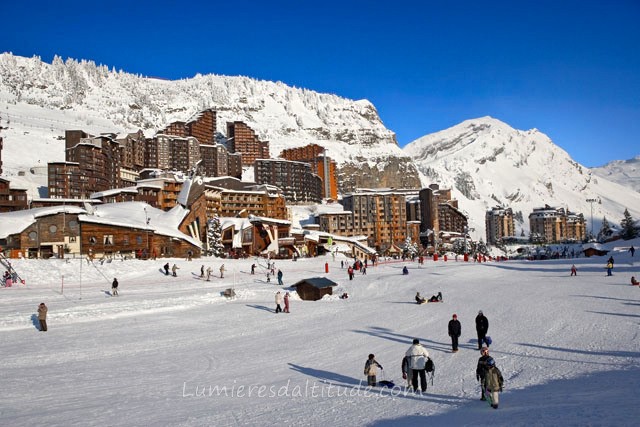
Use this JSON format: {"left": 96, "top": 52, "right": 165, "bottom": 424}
{"left": 529, "top": 205, "right": 586, "bottom": 243}
{"left": 0, "top": 178, "right": 29, "bottom": 213}
{"left": 485, "top": 206, "right": 515, "bottom": 245}
{"left": 227, "top": 121, "right": 269, "bottom": 166}
{"left": 279, "top": 143, "right": 338, "bottom": 199}
{"left": 254, "top": 159, "right": 322, "bottom": 204}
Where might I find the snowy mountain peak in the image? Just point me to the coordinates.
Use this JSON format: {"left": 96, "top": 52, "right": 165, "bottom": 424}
{"left": 403, "top": 117, "right": 640, "bottom": 239}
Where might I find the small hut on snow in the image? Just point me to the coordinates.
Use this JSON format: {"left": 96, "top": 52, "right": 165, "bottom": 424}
{"left": 291, "top": 277, "right": 338, "bottom": 301}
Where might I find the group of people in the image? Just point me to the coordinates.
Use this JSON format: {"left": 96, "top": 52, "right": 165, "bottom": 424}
{"left": 415, "top": 291, "right": 442, "bottom": 304}
{"left": 274, "top": 291, "right": 290, "bottom": 313}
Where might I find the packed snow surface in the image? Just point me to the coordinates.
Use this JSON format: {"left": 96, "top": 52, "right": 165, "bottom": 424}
{"left": 1, "top": 240, "right": 640, "bottom": 426}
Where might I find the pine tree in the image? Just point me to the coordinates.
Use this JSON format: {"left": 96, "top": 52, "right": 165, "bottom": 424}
{"left": 403, "top": 237, "right": 419, "bottom": 258}
{"left": 206, "top": 216, "right": 225, "bottom": 257}
{"left": 620, "top": 209, "right": 639, "bottom": 240}
{"left": 597, "top": 216, "right": 613, "bottom": 242}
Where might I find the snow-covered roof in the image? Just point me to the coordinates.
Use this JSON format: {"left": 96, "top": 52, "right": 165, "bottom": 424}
{"left": 90, "top": 186, "right": 139, "bottom": 198}
{"left": 0, "top": 205, "right": 87, "bottom": 238}
{"left": 77, "top": 201, "right": 201, "bottom": 248}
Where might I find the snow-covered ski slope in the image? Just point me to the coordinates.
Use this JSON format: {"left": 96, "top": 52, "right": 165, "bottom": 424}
{"left": 1, "top": 240, "right": 640, "bottom": 426}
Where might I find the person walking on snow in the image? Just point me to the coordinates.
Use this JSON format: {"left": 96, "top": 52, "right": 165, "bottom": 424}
{"left": 200, "top": 265, "right": 205, "bottom": 279}
{"left": 570, "top": 265, "right": 577, "bottom": 276}
{"left": 475, "top": 310, "right": 489, "bottom": 349}
{"left": 163, "top": 262, "right": 170, "bottom": 276}
{"left": 206, "top": 266, "right": 212, "bottom": 281}
{"left": 405, "top": 338, "right": 430, "bottom": 392}
{"left": 219, "top": 264, "right": 226, "bottom": 279}
{"left": 364, "top": 354, "right": 383, "bottom": 386}
{"left": 606, "top": 261, "right": 613, "bottom": 276}
{"left": 275, "top": 291, "right": 283, "bottom": 313}
{"left": 476, "top": 346, "right": 491, "bottom": 401}
{"left": 484, "top": 357, "right": 504, "bottom": 409}
{"left": 277, "top": 269, "right": 284, "bottom": 286}
{"left": 284, "top": 292, "right": 290, "bottom": 313}
{"left": 630, "top": 246, "right": 635, "bottom": 257}
{"left": 111, "top": 278, "right": 119, "bottom": 296}
{"left": 37, "top": 302, "right": 48, "bottom": 331}
{"left": 251, "top": 264, "right": 256, "bottom": 275}
{"left": 172, "top": 264, "right": 179, "bottom": 277}
{"left": 448, "top": 314, "right": 461, "bottom": 352}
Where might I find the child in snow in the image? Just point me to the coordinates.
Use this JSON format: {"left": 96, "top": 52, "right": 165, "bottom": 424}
{"left": 428, "top": 292, "right": 442, "bottom": 302}
{"left": 415, "top": 292, "right": 426, "bottom": 304}
{"left": 402, "top": 266, "right": 409, "bottom": 275}
{"left": 484, "top": 357, "right": 504, "bottom": 409}
{"left": 111, "top": 278, "right": 119, "bottom": 296}
{"left": 401, "top": 355, "right": 413, "bottom": 389}
{"left": 631, "top": 276, "right": 639, "bottom": 286}
{"left": 364, "top": 354, "right": 383, "bottom": 386}
{"left": 37, "top": 302, "right": 48, "bottom": 331}
{"left": 283, "top": 292, "right": 290, "bottom": 313}
{"left": 570, "top": 265, "right": 577, "bottom": 276}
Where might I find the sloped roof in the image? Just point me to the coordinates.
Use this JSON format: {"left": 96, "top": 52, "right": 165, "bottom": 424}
{"left": 291, "top": 277, "right": 338, "bottom": 289}
{"left": 0, "top": 206, "right": 87, "bottom": 238}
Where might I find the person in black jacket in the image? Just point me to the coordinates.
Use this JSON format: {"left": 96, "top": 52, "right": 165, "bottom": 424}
{"left": 475, "top": 310, "right": 489, "bottom": 349}
{"left": 476, "top": 346, "right": 491, "bottom": 400}
{"left": 448, "top": 314, "right": 461, "bottom": 352}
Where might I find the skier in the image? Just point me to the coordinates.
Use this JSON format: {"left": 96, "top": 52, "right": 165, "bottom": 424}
{"left": 220, "top": 264, "right": 225, "bottom": 279}
{"left": 405, "top": 338, "right": 430, "bottom": 392}
{"left": 111, "top": 278, "right": 119, "bottom": 296}
{"left": 448, "top": 314, "right": 461, "bottom": 352}
{"left": 275, "top": 291, "right": 283, "bottom": 313}
{"left": 475, "top": 310, "right": 489, "bottom": 349}
{"left": 484, "top": 357, "right": 504, "bottom": 409}
{"left": 172, "top": 264, "right": 179, "bottom": 277}
{"left": 284, "top": 292, "right": 290, "bottom": 313}
{"left": 163, "top": 262, "right": 170, "bottom": 276}
{"left": 570, "top": 265, "right": 577, "bottom": 276}
{"left": 37, "top": 302, "right": 48, "bottom": 332}
{"left": 206, "top": 266, "right": 212, "bottom": 281}
{"left": 363, "top": 354, "right": 383, "bottom": 387}
{"left": 277, "top": 269, "right": 283, "bottom": 286}
{"left": 476, "top": 346, "right": 491, "bottom": 401}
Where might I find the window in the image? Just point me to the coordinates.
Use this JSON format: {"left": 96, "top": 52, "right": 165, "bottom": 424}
{"left": 49, "top": 225, "right": 58, "bottom": 233}
{"left": 103, "top": 235, "right": 114, "bottom": 245}
{"left": 28, "top": 231, "right": 38, "bottom": 241}
{"left": 89, "top": 236, "right": 97, "bottom": 245}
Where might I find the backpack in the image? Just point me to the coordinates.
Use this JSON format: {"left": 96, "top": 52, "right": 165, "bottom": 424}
{"left": 425, "top": 357, "right": 435, "bottom": 385}
{"left": 425, "top": 357, "right": 434, "bottom": 373}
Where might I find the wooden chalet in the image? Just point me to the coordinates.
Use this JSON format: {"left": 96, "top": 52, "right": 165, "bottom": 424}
{"left": 291, "top": 277, "right": 338, "bottom": 301}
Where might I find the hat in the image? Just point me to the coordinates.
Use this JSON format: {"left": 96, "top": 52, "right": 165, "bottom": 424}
{"left": 412, "top": 338, "right": 419, "bottom": 344}
{"left": 487, "top": 357, "right": 495, "bottom": 367}
{"left": 452, "top": 314, "right": 457, "bottom": 318}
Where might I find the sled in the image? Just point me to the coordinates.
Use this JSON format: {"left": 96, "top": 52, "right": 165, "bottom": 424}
{"left": 378, "top": 380, "right": 395, "bottom": 388}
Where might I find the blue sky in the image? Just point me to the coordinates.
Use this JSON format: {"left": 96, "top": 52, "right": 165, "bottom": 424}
{"left": 3, "top": 0, "right": 639, "bottom": 167}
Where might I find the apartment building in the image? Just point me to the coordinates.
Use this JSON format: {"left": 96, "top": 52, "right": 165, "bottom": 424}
{"left": 63, "top": 132, "right": 121, "bottom": 198}
{"left": 529, "top": 205, "right": 586, "bottom": 243}
{"left": 204, "top": 180, "right": 287, "bottom": 220}
{"left": 419, "top": 184, "right": 468, "bottom": 248}
{"left": 227, "top": 121, "right": 269, "bottom": 166}
{"left": 279, "top": 143, "right": 338, "bottom": 199}
{"left": 254, "top": 159, "right": 322, "bottom": 204}
{"left": 0, "top": 178, "right": 28, "bottom": 212}
{"left": 146, "top": 134, "right": 200, "bottom": 172}
{"left": 339, "top": 191, "right": 408, "bottom": 250}
{"left": 199, "top": 144, "right": 242, "bottom": 179}
{"left": 485, "top": 206, "right": 515, "bottom": 245}
{"left": 161, "top": 109, "right": 217, "bottom": 144}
